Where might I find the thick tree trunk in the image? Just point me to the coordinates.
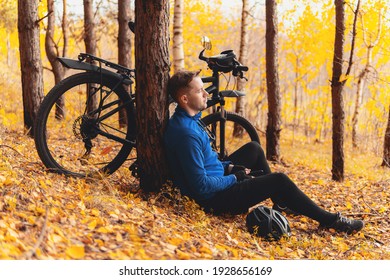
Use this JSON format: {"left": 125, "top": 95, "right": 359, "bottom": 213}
{"left": 233, "top": 0, "right": 249, "bottom": 137}
{"left": 265, "top": 0, "right": 281, "bottom": 162}
{"left": 135, "top": 0, "right": 170, "bottom": 192}
{"left": 382, "top": 104, "right": 390, "bottom": 168}
{"left": 172, "top": 0, "right": 184, "bottom": 72}
{"left": 331, "top": 0, "right": 346, "bottom": 181}
{"left": 17, "top": 0, "right": 44, "bottom": 137}
{"left": 118, "top": 0, "right": 132, "bottom": 127}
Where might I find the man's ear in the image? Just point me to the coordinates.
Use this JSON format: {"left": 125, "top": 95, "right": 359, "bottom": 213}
{"left": 180, "top": 94, "right": 188, "bottom": 104}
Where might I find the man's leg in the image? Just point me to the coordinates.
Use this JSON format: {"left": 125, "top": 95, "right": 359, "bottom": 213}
{"left": 227, "top": 141, "right": 271, "bottom": 174}
{"left": 226, "top": 141, "right": 290, "bottom": 210}
{"left": 203, "top": 172, "right": 337, "bottom": 226}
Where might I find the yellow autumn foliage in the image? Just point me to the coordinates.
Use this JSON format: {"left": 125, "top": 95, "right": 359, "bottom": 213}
{"left": 0, "top": 0, "right": 389, "bottom": 261}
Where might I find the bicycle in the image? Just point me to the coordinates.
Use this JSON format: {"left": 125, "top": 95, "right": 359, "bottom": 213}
{"left": 34, "top": 36, "right": 259, "bottom": 178}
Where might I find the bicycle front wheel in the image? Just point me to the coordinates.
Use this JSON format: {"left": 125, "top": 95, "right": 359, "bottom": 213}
{"left": 34, "top": 72, "right": 136, "bottom": 177}
{"left": 201, "top": 112, "right": 260, "bottom": 160}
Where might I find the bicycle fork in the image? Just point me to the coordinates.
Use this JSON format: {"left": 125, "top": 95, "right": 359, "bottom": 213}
{"left": 210, "top": 102, "right": 228, "bottom": 160}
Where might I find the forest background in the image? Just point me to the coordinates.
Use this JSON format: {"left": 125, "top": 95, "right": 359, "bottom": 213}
{"left": 0, "top": 0, "right": 389, "bottom": 260}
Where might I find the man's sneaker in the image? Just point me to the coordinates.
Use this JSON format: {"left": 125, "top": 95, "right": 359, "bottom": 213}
{"left": 321, "top": 212, "right": 364, "bottom": 234}
{"left": 272, "top": 204, "right": 298, "bottom": 216}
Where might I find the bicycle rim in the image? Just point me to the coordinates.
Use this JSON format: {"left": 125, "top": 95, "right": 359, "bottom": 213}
{"left": 201, "top": 112, "right": 259, "bottom": 159}
{"left": 35, "top": 72, "right": 136, "bottom": 177}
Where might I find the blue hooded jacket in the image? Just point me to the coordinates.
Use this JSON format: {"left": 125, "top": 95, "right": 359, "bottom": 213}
{"left": 164, "top": 107, "right": 237, "bottom": 201}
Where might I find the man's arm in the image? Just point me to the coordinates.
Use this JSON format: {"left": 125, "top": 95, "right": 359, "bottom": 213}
{"left": 175, "top": 134, "right": 236, "bottom": 199}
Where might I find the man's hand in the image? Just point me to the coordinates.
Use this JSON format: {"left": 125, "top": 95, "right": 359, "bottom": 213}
{"left": 228, "top": 164, "right": 251, "bottom": 173}
{"left": 230, "top": 165, "right": 246, "bottom": 173}
{"left": 234, "top": 170, "right": 253, "bottom": 182}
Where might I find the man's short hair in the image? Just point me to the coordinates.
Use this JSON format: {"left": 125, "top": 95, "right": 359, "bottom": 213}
{"left": 167, "top": 70, "right": 201, "bottom": 102}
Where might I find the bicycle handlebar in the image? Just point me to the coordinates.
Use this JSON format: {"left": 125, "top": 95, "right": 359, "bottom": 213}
{"left": 199, "top": 49, "right": 248, "bottom": 79}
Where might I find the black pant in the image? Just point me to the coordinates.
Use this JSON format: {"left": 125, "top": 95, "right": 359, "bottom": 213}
{"left": 201, "top": 142, "right": 336, "bottom": 225}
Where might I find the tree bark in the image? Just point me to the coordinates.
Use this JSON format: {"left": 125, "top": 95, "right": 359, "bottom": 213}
{"left": 118, "top": 0, "right": 132, "bottom": 69}
{"left": 46, "top": 0, "right": 67, "bottom": 119}
{"left": 382, "top": 104, "right": 390, "bottom": 168}
{"left": 118, "top": 0, "right": 132, "bottom": 127}
{"left": 331, "top": 0, "right": 346, "bottom": 181}
{"left": 265, "top": 0, "right": 281, "bottom": 162}
{"left": 17, "top": 0, "right": 44, "bottom": 137}
{"left": 351, "top": 65, "right": 367, "bottom": 148}
{"left": 45, "top": 1, "right": 59, "bottom": 75}
{"left": 83, "top": 0, "right": 96, "bottom": 57}
{"left": 233, "top": 0, "right": 249, "bottom": 137}
{"left": 172, "top": 0, "right": 184, "bottom": 72}
{"left": 83, "top": 0, "right": 98, "bottom": 112}
{"left": 135, "top": 0, "right": 170, "bottom": 192}
{"left": 62, "top": 0, "right": 69, "bottom": 58}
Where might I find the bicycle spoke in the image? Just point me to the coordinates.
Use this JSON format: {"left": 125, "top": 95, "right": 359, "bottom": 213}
{"left": 35, "top": 72, "right": 134, "bottom": 176}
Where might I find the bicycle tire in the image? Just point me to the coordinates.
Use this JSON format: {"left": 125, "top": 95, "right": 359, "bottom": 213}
{"left": 201, "top": 112, "right": 260, "bottom": 159}
{"left": 34, "top": 72, "right": 136, "bottom": 177}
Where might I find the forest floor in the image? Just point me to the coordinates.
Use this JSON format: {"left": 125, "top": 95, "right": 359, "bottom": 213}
{"left": 0, "top": 123, "right": 389, "bottom": 260}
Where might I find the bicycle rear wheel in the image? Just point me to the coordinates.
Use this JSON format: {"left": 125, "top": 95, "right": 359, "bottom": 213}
{"left": 201, "top": 111, "right": 260, "bottom": 160}
{"left": 34, "top": 72, "right": 136, "bottom": 177}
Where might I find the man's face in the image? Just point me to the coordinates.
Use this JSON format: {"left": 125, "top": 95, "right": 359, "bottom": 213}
{"left": 182, "top": 76, "right": 208, "bottom": 115}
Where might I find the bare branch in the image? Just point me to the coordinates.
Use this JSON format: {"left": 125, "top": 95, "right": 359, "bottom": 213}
{"left": 345, "top": 0, "right": 360, "bottom": 78}
{"left": 36, "top": 12, "right": 53, "bottom": 24}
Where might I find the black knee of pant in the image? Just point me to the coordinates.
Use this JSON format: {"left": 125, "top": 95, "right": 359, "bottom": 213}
{"left": 247, "top": 141, "right": 266, "bottom": 162}
{"left": 247, "top": 141, "right": 262, "bottom": 152}
{"left": 271, "top": 172, "right": 298, "bottom": 193}
{"left": 273, "top": 172, "right": 290, "bottom": 183}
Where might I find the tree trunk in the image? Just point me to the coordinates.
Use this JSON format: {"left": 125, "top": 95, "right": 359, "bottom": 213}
{"left": 83, "top": 0, "right": 98, "bottom": 113}
{"left": 352, "top": 4, "right": 381, "bottom": 148}
{"left": 118, "top": 0, "right": 132, "bottom": 70}
{"left": 17, "top": 0, "right": 44, "bottom": 137}
{"left": 382, "top": 104, "right": 390, "bottom": 168}
{"left": 351, "top": 65, "right": 367, "bottom": 148}
{"left": 331, "top": 0, "right": 346, "bottom": 181}
{"left": 265, "top": 0, "right": 281, "bottom": 162}
{"left": 292, "top": 54, "right": 299, "bottom": 146}
{"left": 135, "top": 0, "right": 170, "bottom": 192}
{"left": 233, "top": 0, "right": 249, "bottom": 138}
{"left": 46, "top": 0, "right": 66, "bottom": 119}
{"left": 45, "top": 0, "right": 65, "bottom": 84}
{"left": 172, "top": 0, "right": 184, "bottom": 72}
{"left": 83, "top": 0, "right": 96, "bottom": 56}
{"left": 118, "top": 0, "right": 132, "bottom": 127}
{"left": 62, "top": 0, "right": 69, "bottom": 58}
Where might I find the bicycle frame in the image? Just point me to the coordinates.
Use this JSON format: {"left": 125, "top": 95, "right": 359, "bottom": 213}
{"left": 60, "top": 52, "right": 247, "bottom": 157}
{"left": 201, "top": 68, "right": 246, "bottom": 159}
